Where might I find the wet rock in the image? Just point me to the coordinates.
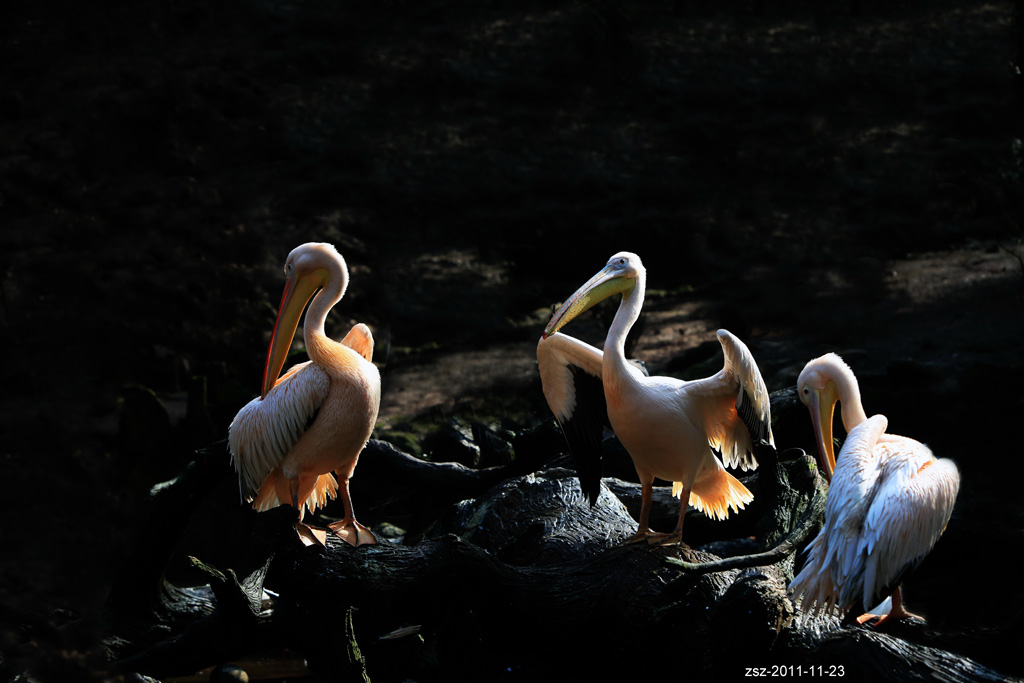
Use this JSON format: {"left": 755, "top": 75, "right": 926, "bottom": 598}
{"left": 425, "top": 468, "right": 635, "bottom": 564}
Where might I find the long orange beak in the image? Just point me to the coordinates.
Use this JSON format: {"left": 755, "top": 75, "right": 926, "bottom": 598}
{"left": 542, "top": 264, "right": 636, "bottom": 338}
{"left": 806, "top": 380, "right": 840, "bottom": 481}
{"left": 261, "top": 269, "right": 327, "bottom": 398}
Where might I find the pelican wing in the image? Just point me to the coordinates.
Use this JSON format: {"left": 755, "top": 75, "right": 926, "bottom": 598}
{"left": 790, "top": 414, "right": 889, "bottom": 615}
{"left": 823, "top": 415, "right": 890, "bottom": 611}
{"left": 228, "top": 361, "right": 331, "bottom": 502}
{"left": 856, "top": 435, "right": 960, "bottom": 611}
{"left": 537, "top": 333, "right": 610, "bottom": 505}
{"left": 685, "top": 329, "right": 773, "bottom": 471}
{"left": 341, "top": 322, "right": 375, "bottom": 362}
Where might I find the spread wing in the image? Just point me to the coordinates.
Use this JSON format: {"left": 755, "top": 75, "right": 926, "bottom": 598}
{"left": 537, "top": 333, "right": 610, "bottom": 505}
{"left": 684, "top": 329, "right": 774, "bottom": 472}
{"left": 228, "top": 361, "right": 331, "bottom": 503}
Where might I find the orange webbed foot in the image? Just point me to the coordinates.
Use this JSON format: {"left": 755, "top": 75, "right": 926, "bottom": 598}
{"left": 855, "top": 612, "right": 881, "bottom": 626}
{"left": 650, "top": 532, "right": 689, "bottom": 548}
{"left": 295, "top": 521, "right": 328, "bottom": 548}
{"left": 328, "top": 518, "right": 378, "bottom": 547}
{"left": 623, "top": 529, "right": 661, "bottom": 545}
{"left": 856, "top": 610, "right": 924, "bottom": 628}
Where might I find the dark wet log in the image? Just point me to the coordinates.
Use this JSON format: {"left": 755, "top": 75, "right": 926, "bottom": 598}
{"left": 350, "top": 437, "right": 545, "bottom": 537}
{"left": 103, "top": 424, "right": 1017, "bottom": 682}
{"left": 106, "top": 439, "right": 808, "bottom": 680}
{"left": 774, "top": 621, "right": 1018, "bottom": 682}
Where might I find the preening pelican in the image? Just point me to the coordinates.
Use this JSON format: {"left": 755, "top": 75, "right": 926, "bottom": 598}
{"left": 536, "top": 252, "right": 774, "bottom": 545}
{"left": 229, "top": 243, "right": 381, "bottom": 547}
{"left": 788, "top": 354, "right": 960, "bottom": 624}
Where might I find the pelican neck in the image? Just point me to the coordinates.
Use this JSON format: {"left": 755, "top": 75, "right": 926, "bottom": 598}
{"left": 835, "top": 365, "right": 870, "bottom": 432}
{"left": 302, "top": 271, "right": 347, "bottom": 353}
{"left": 604, "top": 274, "right": 645, "bottom": 374}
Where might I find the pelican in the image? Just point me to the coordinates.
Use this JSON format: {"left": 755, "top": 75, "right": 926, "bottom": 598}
{"left": 788, "top": 353, "right": 960, "bottom": 624}
{"left": 229, "top": 243, "right": 381, "bottom": 547}
{"left": 536, "top": 252, "right": 774, "bottom": 545}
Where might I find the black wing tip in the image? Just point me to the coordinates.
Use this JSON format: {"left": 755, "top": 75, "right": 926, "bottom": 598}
{"left": 554, "top": 365, "right": 611, "bottom": 509}
{"left": 737, "top": 388, "right": 771, "bottom": 446}
{"left": 568, "top": 449, "right": 604, "bottom": 507}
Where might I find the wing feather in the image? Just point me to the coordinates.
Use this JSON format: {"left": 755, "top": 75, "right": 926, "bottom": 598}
{"left": 824, "top": 415, "right": 889, "bottom": 611}
{"left": 685, "top": 329, "right": 773, "bottom": 471}
{"left": 857, "top": 438, "right": 960, "bottom": 610}
{"left": 341, "top": 323, "right": 374, "bottom": 362}
{"left": 790, "top": 414, "right": 888, "bottom": 615}
{"left": 228, "top": 361, "right": 331, "bottom": 502}
{"left": 789, "top": 415, "right": 960, "bottom": 616}
{"left": 537, "top": 333, "right": 609, "bottom": 505}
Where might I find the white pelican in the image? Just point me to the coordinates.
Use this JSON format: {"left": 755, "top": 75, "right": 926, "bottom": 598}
{"left": 536, "top": 252, "right": 774, "bottom": 545}
{"left": 229, "top": 243, "right": 381, "bottom": 547}
{"left": 788, "top": 353, "right": 960, "bottom": 624}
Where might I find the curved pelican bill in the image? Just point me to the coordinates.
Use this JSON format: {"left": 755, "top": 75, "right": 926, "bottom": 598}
{"left": 262, "top": 265, "right": 330, "bottom": 398}
{"left": 543, "top": 263, "right": 637, "bottom": 338}
{"left": 807, "top": 379, "right": 840, "bottom": 480}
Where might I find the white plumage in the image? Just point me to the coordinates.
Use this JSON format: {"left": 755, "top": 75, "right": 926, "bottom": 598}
{"left": 789, "top": 354, "right": 960, "bottom": 623}
{"left": 229, "top": 361, "right": 332, "bottom": 512}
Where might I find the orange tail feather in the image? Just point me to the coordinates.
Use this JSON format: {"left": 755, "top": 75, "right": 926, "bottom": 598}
{"left": 253, "top": 470, "right": 338, "bottom": 514}
{"left": 682, "top": 470, "right": 754, "bottom": 521}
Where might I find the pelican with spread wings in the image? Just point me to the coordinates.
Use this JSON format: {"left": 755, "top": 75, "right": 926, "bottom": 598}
{"left": 536, "top": 252, "right": 774, "bottom": 545}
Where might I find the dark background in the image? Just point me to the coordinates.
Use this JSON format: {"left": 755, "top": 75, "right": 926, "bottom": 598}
{"left": 2, "top": 0, "right": 1023, "bottom": 679}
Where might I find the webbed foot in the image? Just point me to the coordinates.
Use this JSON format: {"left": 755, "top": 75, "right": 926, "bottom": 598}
{"left": 296, "top": 521, "right": 328, "bottom": 548}
{"left": 328, "top": 518, "right": 378, "bottom": 546}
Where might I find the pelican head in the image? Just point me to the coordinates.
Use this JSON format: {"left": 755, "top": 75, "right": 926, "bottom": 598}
{"left": 262, "top": 243, "right": 348, "bottom": 398}
{"left": 543, "top": 251, "right": 644, "bottom": 338}
{"left": 796, "top": 353, "right": 852, "bottom": 481}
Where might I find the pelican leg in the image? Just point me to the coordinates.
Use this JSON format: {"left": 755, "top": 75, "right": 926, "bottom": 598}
{"left": 653, "top": 483, "right": 691, "bottom": 548}
{"left": 290, "top": 478, "right": 328, "bottom": 548}
{"left": 625, "top": 478, "right": 667, "bottom": 544}
{"left": 886, "top": 586, "right": 923, "bottom": 621}
{"left": 857, "top": 586, "right": 924, "bottom": 627}
{"left": 328, "top": 476, "right": 378, "bottom": 547}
